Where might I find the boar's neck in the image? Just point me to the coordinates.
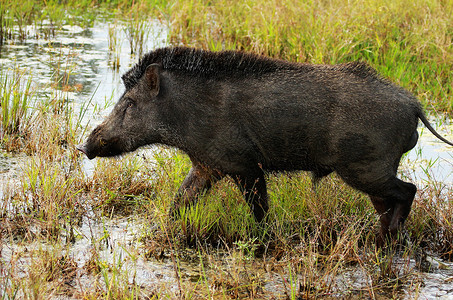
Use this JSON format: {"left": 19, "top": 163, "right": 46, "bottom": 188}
{"left": 158, "top": 73, "right": 223, "bottom": 161}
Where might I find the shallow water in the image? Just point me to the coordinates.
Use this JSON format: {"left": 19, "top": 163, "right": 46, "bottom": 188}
{"left": 1, "top": 19, "right": 167, "bottom": 124}
{"left": 404, "top": 117, "right": 453, "bottom": 186}
{"left": 2, "top": 213, "right": 453, "bottom": 298}
{"left": 1, "top": 17, "right": 453, "bottom": 299}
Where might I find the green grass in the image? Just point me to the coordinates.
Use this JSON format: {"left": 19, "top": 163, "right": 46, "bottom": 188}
{"left": 162, "top": 0, "right": 453, "bottom": 113}
{"left": 2, "top": 140, "right": 450, "bottom": 298}
{"left": 0, "top": 66, "right": 35, "bottom": 151}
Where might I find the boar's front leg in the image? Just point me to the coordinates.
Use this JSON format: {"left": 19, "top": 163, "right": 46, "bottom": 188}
{"left": 171, "top": 161, "right": 222, "bottom": 217}
{"left": 234, "top": 171, "right": 269, "bottom": 223}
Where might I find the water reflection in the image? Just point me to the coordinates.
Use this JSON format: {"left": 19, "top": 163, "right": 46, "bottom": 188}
{"left": 404, "top": 118, "right": 453, "bottom": 186}
{"left": 1, "top": 20, "right": 168, "bottom": 126}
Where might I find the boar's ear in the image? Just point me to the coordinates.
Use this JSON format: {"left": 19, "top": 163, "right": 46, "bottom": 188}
{"left": 145, "top": 63, "right": 161, "bottom": 96}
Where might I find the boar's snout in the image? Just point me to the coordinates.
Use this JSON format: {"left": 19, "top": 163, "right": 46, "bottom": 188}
{"left": 76, "top": 142, "right": 96, "bottom": 160}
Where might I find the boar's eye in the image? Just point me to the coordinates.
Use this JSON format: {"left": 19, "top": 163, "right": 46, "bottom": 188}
{"left": 125, "top": 98, "right": 135, "bottom": 109}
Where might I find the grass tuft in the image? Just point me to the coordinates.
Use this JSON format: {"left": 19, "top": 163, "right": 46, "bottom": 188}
{"left": 0, "top": 66, "right": 35, "bottom": 151}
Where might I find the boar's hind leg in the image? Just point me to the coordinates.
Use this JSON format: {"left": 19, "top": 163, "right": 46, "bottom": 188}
{"left": 234, "top": 172, "right": 269, "bottom": 223}
{"left": 338, "top": 167, "right": 416, "bottom": 241}
{"left": 368, "top": 177, "right": 416, "bottom": 238}
{"left": 369, "top": 195, "right": 392, "bottom": 235}
{"left": 171, "top": 162, "right": 222, "bottom": 216}
{"left": 311, "top": 167, "right": 333, "bottom": 190}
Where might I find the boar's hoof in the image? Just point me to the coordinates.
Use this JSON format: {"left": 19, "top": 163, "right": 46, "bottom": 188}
{"left": 377, "top": 226, "right": 411, "bottom": 250}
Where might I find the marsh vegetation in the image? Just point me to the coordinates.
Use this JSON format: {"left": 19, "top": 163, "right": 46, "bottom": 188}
{"left": 0, "top": 0, "right": 452, "bottom": 298}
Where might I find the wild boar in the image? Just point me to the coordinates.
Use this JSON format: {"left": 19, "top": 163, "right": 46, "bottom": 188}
{"left": 77, "top": 47, "right": 453, "bottom": 241}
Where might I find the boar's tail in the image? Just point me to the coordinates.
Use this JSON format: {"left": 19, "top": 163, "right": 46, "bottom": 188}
{"left": 418, "top": 110, "right": 453, "bottom": 147}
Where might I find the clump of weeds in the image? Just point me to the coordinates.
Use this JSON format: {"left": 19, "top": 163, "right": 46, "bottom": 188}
{"left": 408, "top": 184, "right": 453, "bottom": 261}
{"left": 108, "top": 22, "right": 122, "bottom": 70}
{"left": 0, "top": 66, "right": 35, "bottom": 152}
{"left": 85, "top": 153, "right": 154, "bottom": 216}
{"left": 124, "top": 13, "right": 151, "bottom": 57}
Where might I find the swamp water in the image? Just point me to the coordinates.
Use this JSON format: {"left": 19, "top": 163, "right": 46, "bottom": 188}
{"left": 0, "top": 19, "right": 453, "bottom": 299}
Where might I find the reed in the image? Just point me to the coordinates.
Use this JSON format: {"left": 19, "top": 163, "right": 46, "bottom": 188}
{"left": 0, "top": 67, "right": 35, "bottom": 151}
{"left": 124, "top": 14, "right": 151, "bottom": 56}
{"left": 108, "top": 23, "right": 121, "bottom": 70}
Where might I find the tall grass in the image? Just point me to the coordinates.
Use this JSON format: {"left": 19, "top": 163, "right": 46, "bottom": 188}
{"left": 108, "top": 23, "right": 121, "bottom": 70}
{"left": 163, "top": 0, "right": 453, "bottom": 113}
{"left": 0, "top": 67, "right": 35, "bottom": 151}
{"left": 124, "top": 14, "right": 152, "bottom": 56}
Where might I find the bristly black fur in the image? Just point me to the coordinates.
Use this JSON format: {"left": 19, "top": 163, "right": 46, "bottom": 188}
{"left": 121, "top": 46, "right": 382, "bottom": 90}
{"left": 337, "top": 61, "right": 382, "bottom": 81}
{"left": 121, "top": 47, "right": 291, "bottom": 90}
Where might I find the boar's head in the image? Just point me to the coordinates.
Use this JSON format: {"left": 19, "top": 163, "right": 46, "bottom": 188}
{"left": 77, "top": 64, "right": 163, "bottom": 159}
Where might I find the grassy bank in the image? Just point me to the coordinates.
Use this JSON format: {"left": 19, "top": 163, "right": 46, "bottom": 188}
{"left": 162, "top": 0, "right": 453, "bottom": 113}
{"left": 1, "top": 0, "right": 453, "bottom": 298}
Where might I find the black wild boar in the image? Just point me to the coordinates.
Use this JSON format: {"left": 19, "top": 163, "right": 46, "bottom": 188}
{"left": 77, "top": 47, "right": 453, "bottom": 241}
